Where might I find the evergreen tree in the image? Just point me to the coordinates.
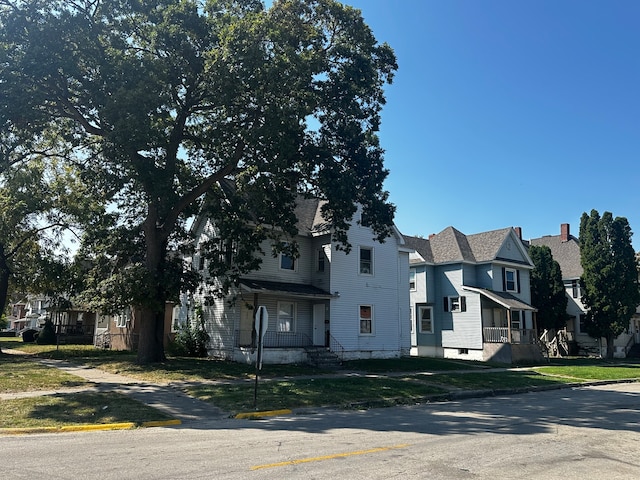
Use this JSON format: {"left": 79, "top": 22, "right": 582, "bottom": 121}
{"left": 529, "top": 244, "right": 568, "bottom": 332}
{"left": 579, "top": 210, "right": 640, "bottom": 358}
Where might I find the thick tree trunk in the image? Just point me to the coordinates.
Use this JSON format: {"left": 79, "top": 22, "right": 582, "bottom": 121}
{"left": 605, "top": 334, "right": 615, "bottom": 360}
{"left": 0, "top": 248, "right": 10, "bottom": 354}
{"left": 136, "top": 306, "right": 166, "bottom": 364}
{"left": 136, "top": 216, "right": 169, "bottom": 364}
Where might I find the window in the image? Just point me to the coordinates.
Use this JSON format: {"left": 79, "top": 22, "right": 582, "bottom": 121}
{"left": 317, "top": 248, "right": 325, "bottom": 272}
{"left": 504, "top": 268, "right": 518, "bottom": 292}
{"left": 571, "top": 280, "right": 580, "bottom": 298}
{"left": 511, "top": 310, "right": 522, "bottom": 330}
{"left": 198, "top": 253, "right": 205, "bottom": 271}
{"left": 359, "top": 305, "right": 373, "bottom": 334}
{"left": 418, "top": 306, "right": 433, "bottom": 333}
{"left": 579, "top": 314, "right": 587, "bottom": 333}
{"left": 410, "top": 306, "right": 414, "bottom": 333}
{"left": 360, "top": 210, "right": 371, "bottom": 227}
{"left": 444, "top": 296, "right": 466, "bottom": 312}
{"left": 277, "top": 302, "right": 296, "bottom": 332}
{"left": 409, "top": 269, "right": 416, "bottom": 290}
{"left": 280, "top": 252, "right": 296, "bottom": 271}
{"left": 115, "top": 308, "right": 130, "bottom": 328}
{"left": 359, "top": 247, "right": 373, "bottom": 275}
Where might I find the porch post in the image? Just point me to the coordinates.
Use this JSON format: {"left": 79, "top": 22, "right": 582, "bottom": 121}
{"left": 507, "top": 309, "right": 512, "bottom": 343}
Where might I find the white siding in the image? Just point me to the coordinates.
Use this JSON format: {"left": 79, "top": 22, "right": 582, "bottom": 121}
{"left": 328, "top": 216, "right": 407, "bottom": 358}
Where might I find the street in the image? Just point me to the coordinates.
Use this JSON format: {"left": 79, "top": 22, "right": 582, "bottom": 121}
{"left": 2, "top": 382, "right": 639, "bottom": 479}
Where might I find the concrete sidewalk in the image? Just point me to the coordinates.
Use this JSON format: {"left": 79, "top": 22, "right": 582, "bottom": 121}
{"left": 2, "top": 352, "right": 229, "bottom": 428}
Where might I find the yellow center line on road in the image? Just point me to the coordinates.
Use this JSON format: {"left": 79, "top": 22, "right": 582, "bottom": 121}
{"left": 250, "top": 443, "right": 411, "bottom": 471}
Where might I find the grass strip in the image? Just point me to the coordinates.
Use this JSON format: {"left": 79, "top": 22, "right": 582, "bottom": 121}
{"left": 0, "top": 391, "right": 174, "bottom": 428}
{"left": 0, "top": 355, "right": 88, "bottom": 393}
{"left": 186, "top": 376, "right": 449, "bottom": 413}
{"left": 535, "top": 364, "right": 640, "bottom": 381}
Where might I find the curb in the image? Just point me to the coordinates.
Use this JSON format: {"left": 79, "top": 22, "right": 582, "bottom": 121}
{"left": 0, "top": 418, "right": 181, "bottom": 435}
{"left": 234, "top": 409, "right": 292, "bottom": 419}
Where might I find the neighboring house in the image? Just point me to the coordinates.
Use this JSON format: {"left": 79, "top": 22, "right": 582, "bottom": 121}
{"left": 530, "top": 223, "right": 637, "bottom": 357}
{"left": 93, "top": 305, "right": 175, "bottom": 351}
{"left": 184, "top": 197, "right": 412, "bottom": 364}
{"left": 7, "top": 295, "right": 48, "bottom": 332}
{"left": 405, "top": 226, "right": 542, "bottom": 364}
{"left": 6, "top": 301, "right": 27, "bottom": 331}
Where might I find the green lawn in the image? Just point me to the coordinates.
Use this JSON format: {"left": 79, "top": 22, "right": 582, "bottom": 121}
{"left": 0, "top": 354, "right": 88, "bottom": 393}
{"left": 2, "top": 338, "right": 640, "bottom": 424}
{"left": 1, "top": 392, "right": 174, "bottom": 428}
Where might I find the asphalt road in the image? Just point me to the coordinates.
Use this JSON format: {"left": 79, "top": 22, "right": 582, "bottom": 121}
{"left": 2, "top": 382, "right": 639, "bottom": 479}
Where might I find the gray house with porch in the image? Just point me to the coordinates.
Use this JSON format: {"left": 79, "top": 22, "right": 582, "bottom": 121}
{"left": 405, "top": 226, "right": 543, "bottom": 364}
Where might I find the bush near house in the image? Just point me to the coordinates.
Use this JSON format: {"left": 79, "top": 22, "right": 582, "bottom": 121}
{"left": 36, "top": 320, "right": 56, "bottom": 345}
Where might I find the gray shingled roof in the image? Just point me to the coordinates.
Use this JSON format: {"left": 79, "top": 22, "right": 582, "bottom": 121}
{"left": 529, "top": 234, "right": 583, "bottom": 279}
{"left": 463, "top": 286, "right": 537, "bottom": 311}
{"left": 293, "top": 197, "right": 325, "bottom": 235}
{"left": 405, "top": 226, "right": 516, "bottom": 265}
{"left": 466, "top": 228, "right": 513, "bottom": 263}
{"left": 404, "top": 235, "right": 433, "bottom": 263}
{"left": 240, "top": 279, "right": 333, "bottom": 298}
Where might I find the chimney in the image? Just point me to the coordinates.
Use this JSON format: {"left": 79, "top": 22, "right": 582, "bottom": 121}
{"left": 514, "top": 227, "right": 522, "bottom": 240}
{"left": 561, "top": 223, "right": 570, "bottom": 242}
{"left": 428, "top": 233, "right": 436, "bottom": 240}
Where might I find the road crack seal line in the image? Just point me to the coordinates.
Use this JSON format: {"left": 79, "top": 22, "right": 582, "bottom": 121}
{"left": 250, "top": 443, "right": 411, "bottom": 470}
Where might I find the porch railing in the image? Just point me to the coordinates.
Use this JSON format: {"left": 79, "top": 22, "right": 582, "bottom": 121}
{"left": 234, "top": 329, "right": 313, "bottom": 348}
{"left": 329, "top": 333, "right": 345, "bottom": 361}
{"left": 483, "top": 327, "right": 537, "bottom": 344}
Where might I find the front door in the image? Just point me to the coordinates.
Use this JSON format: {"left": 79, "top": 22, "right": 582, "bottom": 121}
{"left": 239, "top": 304, "right": 254, "bottom": 347}
{"left": 313, "top": 304, "right": 326, "bottom": 346}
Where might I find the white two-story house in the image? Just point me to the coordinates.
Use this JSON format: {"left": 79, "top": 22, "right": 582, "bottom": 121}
{"left": 186, "top": 197, "right": 412, "bottom": 364}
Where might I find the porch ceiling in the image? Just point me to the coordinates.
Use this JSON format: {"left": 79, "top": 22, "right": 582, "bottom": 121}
{"left": 462, "top": 286, "right": 537, "bottom": 311}
{"left": 239, "top": 279, "right": 334, "bottom": 299}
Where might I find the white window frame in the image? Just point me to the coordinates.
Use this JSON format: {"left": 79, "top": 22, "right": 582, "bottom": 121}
{"left": 409, "top": 268, "right": 416, "bottom": 291}
{"left": 359, "top": 305, "right": 373, "bottom": 335}
{"left": 359, "top": 246, "right": 373, "bottom": 275}
{"left": 511, "top": 310, "right": 522, "bottom": 330}
{"left": 317, "top": 248, "right": 325, "bottom": 272}
{"left": 410, "top": 306, "right": 414, "bottom": 333}
{"left": 448, "top": 296, "right": 461, "bottom": 312}
{"left": 505, "top": 268, "right": 517, "bottom": 292}
{"left": 276, "top": 301, "right": 296, "bottom": 332}
{"left": 115, "top": 308, "right": 130, "bottom": 328}
{"left": 418, "top": 306, "right": 434, "bottom": 333}
{"left": 279, "top": 252, "right": 296, "bottom": 271}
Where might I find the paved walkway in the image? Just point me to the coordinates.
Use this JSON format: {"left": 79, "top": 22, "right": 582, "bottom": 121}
{"left": 4, "top": 348, "right": 635, "bottom": 431}
{"left": 2, "top": 351, "right": 228, "bottom": 425}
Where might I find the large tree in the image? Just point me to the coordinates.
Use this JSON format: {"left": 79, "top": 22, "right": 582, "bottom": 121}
{"left": 579, "top": 210, "right": 639, "bottom": 359}
{"left": 529, "top": 244, "right": 568, "bottom": 332}
{"left": 0, "top": 0, "right": 397, "bottom": 363}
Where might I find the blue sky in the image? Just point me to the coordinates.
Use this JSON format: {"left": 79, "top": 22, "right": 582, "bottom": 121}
{"left": 336, "top": 0, "right": 640, "bottom": 247}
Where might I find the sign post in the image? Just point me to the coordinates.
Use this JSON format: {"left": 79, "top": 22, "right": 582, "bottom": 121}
{"left": 253, "top": 306, "right": 268, "bottom": 408}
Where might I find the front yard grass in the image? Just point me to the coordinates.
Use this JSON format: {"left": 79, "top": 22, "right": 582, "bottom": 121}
{"left": 1, "top": 392, "right": 173, "bottom": 429}
{"left": 0, "top": 354, "right": 88, "bottom": 393}
{"left": 186, "top": 376, "right": 450, "bottom": 412}
{"left": 3, "top": 337, "right": 640, "bottom": 422}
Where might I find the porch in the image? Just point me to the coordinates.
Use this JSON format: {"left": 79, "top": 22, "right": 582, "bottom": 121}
{"left": 483, "top": 327, "right": 537, "bottom": 344}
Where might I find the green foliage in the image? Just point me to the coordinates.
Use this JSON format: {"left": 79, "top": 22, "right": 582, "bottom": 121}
{"left": 36, "top": 319, "right": 56, "bottom": 345}
{"left": 169, "top": 305, "right": 210, "bottom": 358}
{"left": 0, "top": 314, "right": 7, "bottom": 330}
{"left": 579, "top": 209, "right": 640, "bottom": 357}
{"left": 529, "top": 244, "right": 568, "bottom": 331}
{"left": 0, "top": 0, "right": 397, "bottom": 363}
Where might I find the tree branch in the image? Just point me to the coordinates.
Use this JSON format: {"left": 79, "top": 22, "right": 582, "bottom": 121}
{"left": 161, "top": 141, "right": 245, "bottom": 240}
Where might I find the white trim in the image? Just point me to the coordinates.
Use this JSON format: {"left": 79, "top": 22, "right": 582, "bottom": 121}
{"left": 359, "top": 304, "right": 374, "bottom": 335}
{"left": 359, "top": 246, "right": 374, "bottom": 275}
{"left": 418, "top": 305, "right": 434, "bottom": 333}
